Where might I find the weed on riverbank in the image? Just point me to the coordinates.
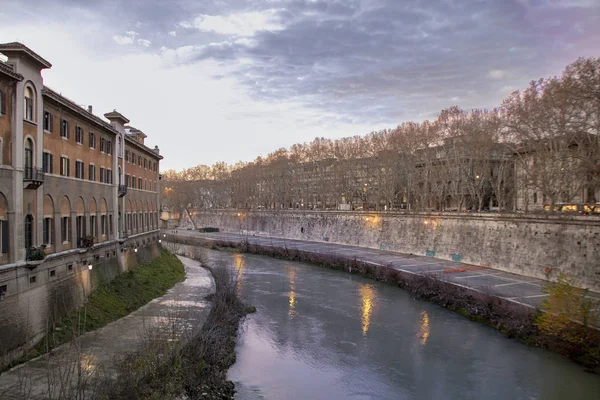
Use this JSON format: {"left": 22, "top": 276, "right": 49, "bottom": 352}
{"left": 3, "top": 250, "right": 185, "bottom": 373}
{"left": 100, "top": 250, "right": 251, "bottom": 399}
{"left": 163, "top": 234, "right": 600, "bottom": 374}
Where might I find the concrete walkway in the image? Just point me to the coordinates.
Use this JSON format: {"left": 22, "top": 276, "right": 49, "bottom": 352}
{"left": 169, "top": 230, "right": 600, "bottom": 312}
{"left": 0, "top": 256, "right": 215, "bottom": 400}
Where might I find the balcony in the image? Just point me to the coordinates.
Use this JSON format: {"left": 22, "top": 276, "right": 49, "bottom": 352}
{"left": 118, "top": 184, "right": 128, "bottom": 197}
{"left": 23, "top": 167, "right": 44, "bottom": 189}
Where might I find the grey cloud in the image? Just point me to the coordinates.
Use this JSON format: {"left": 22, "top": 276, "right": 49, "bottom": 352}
{"left": 182, "top": 0, "right": 600, "bottom": 123}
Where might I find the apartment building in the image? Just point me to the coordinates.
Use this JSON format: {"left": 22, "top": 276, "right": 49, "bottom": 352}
{"left": 0, "top": 42, "right": 162, "bottom": 267}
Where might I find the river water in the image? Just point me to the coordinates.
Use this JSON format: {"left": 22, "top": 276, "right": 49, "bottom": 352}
{"left": 218, "top": 252, "right": 600, "bottom": 400}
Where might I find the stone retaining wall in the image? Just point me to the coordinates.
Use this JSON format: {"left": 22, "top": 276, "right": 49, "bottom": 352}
{"left": 0, "top": 231, "right": 162, "bottom": 366}
{"left": 189, "top": 210, "right": 600, "bottom": 292}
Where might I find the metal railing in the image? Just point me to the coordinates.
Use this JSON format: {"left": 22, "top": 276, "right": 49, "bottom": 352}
{"left": 118, "top": 184, "right": 128, "bottom": 197}
{"left": 23, "top": 167, "right": 45, "bottom": 182}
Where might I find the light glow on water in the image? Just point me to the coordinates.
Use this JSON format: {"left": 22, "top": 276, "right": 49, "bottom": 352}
{"left": 360, "top": 284, "right": 375, "bottom": 336}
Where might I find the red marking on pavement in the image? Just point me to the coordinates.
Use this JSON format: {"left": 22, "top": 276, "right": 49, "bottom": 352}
{"left": 444, "top": 264, "right": 490, "bottom": 274}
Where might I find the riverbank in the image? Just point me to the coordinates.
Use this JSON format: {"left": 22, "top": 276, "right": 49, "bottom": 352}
{"left": 164, "top": 232, "right": 600, "bottom": 374}
{"left": 0, "top": 254, "right": 214, "bottom": 399}
{"left": 2, "top": 250, "right": 185, "bottom": 373}
{"left": 104, "top": 249, "right": 254, "bottom": 399}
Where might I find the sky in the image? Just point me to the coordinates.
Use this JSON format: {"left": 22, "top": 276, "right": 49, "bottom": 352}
{"left": 1, "top": 0, "right": 599, "bottom": 171}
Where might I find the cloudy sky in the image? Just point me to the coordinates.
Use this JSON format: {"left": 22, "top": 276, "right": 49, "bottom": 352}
{"left": 1, "top": 0, "right": 599, "bottom": 170}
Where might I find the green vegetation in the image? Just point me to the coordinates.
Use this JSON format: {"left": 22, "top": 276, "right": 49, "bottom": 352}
{"left": 40, "top": 250, "right": 185, "bottom": 355}
{"left": 103, "top": 259, "right": 251, "bottom": 400}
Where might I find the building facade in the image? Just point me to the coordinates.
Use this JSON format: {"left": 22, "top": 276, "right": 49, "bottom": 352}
{"left": 0, "top": 42, "right": 162, "bottom": 270}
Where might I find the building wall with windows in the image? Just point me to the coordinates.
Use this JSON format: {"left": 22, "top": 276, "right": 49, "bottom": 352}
{"left": 0, "top": 42, "right": 164, "bottom": 361}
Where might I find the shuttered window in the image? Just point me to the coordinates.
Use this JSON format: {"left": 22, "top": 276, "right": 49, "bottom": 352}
{"left": 43, "top": 218, "right": 54, "bottom": 245}
{"left": 0, "top": 89, "right": 6, "bottom": 115}
{"left": 0, "top": 220, "right": 8, "bottom": 253}
{"left": 43, "top": 111, "right": 54, "bottom": 132}
{"left": 42, "top": 152, "right": 53, "bottom": 174}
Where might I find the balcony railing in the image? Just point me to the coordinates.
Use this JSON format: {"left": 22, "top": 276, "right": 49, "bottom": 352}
{"left": 23, "top": 167, "right": 45, "bottom": 189}
{"left": 118, "top": 184, "right": 128, "bottom": 197}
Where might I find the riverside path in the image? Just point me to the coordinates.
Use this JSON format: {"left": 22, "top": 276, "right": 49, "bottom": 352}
{"left": 0, "top": 256, "right": 215, "bottom": 400}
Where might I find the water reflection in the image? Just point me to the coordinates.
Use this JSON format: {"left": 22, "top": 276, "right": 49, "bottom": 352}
{"left": 288, "top": 267, "right": 297, "bottom": 317}
{"left": 418, "top": 310, "right": 430, "bottom": 345}
{"left": 234, "top": 253, "right": 245, "bottom": 296}
{"left": 224, "top": 252, "right": 600, "bottom": 400}
{"left": 359, "top": 284, "right": 375, "bottom": 336}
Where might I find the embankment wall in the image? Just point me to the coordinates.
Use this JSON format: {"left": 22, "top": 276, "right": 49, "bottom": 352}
{"left": 189, "top": 210, "right": 600, "bottom": 292}
{"left": 0, "top": 231, "right": 162, "bottom": 365}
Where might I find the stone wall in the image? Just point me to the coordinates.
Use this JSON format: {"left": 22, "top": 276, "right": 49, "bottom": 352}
{"left": 0, "top": 231, "right": 162, "bottom": 365}
{"left": 191, "top": 210, "right": 600, "bottom": 292}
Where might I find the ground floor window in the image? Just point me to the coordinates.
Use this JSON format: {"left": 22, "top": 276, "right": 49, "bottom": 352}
{"left": 61, "top": 216, "right": 71, "bottom": 243}
{"left": 43, "top": 217, "right": 53, "bottom": 245}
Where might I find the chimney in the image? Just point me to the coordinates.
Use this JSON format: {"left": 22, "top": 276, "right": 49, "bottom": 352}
{"left": 88, "top": 105, "right": 93, "bottom": 113}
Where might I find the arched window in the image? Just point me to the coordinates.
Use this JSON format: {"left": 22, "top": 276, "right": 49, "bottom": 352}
{"left": 24, "top": 86, "right": 35, "bottom": 121}
{"left": 24, "top": 138, "right": 33, "bottom": 178}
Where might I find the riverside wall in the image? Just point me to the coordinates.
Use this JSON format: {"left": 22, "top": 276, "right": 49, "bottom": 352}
{"left": 190, "top": 210, "right": 600, "bottom": 292}
{"left": 0, "top": 231, "right": 162, "bottom": 366}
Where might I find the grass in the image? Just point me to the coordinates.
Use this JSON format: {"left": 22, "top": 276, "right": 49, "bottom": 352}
{"left": 102, "top": 255, "right": 251, "bottom": 400}
{"left": 8, "top": 250, "right": 185, "bottom": 369}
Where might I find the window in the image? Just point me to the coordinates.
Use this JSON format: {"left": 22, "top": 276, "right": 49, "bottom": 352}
{"left": 89, "top": 132, "right": 96, "bottom": 148}
{"left": 533, "top": 192, "right": 538, "bottom": 204}
{"left": 75, "top": 161, "right": 84, "bottom": 179}
{"left": 125, "top": 174, "right": 130, "bottom": 187}
{"left": 106, "top": 140, "right": 112, "bottom": 155}
{"left": 29, "top": 275, "right": 36, "bottom": 284}
{"left": 101, "top": 215, "right": 107, "bottom": 236}
{"left": 109, "top": 215, "right": 113, "bottom": 235}
{"left": 100, "top": 137, "right": 105, "bottom": 152}
{"left": 60, "top": 157, "right": 70, "bottom": 176}
{"left": 75, "top": 126, "right": 83, "bottom": 144}
{"left": 90, "top": 215, "right": 97, "bottom": 238}
{"left": 144, "top": 158, "right": 147, "bottom": 169}
{"left": 68, "top": 264, "right": 73, "bottom": 271}
{"left": 138, "top": 178, "right": 142, "bottom": 189}
{"left": 131, "top": 152, "right": 136, "bottom": 164}
{"left": 0, "top": 89, "right": 6, "bottom": 116}
{"left": 107, "top": 169, "right": 113, "bottom": 184}
{"left": 60, "top": 119, "right": 69, "bottom": 138}
{"left": 0, "top": 220, "right": 8, "bottom": 254}
{"left": 125, "top": 150, "right": 130, "bottom": 162}
{"left": 50, "top": 269, "right": 56, "bottom": 277}
{"left": 43, "top": 217, "right": 53, "bottom": 245}
{"left": 138, "top": 155, "right": 142, "bottom": 166}
{"left": 42, "top": 152, "right": 53, "bottom": 174}
{"left": 99, "top": 167, "right": 105, "bottom": 183}
{"left": 61, "top": 216, "right": 71, "bottom": 243}
{"left": 24, "top": 139, "right": 33, "bottom": 173}
{"left": 24, "top": 87, "right": 34, "bottom": 121}
{"left": 43, "top": 111, "right": 53, "bottom": 132}
{"left": 89, "top": 164, "right": 96, "bottom": 181}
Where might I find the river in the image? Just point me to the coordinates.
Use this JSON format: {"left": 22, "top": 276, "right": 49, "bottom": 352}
{"left": 214, "top": 252, "right": 600, "bottom": 400}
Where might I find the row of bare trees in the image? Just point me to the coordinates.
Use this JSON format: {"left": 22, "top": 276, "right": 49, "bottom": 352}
{"left": 163, "top": 57, "right": 600, "bottom": 213}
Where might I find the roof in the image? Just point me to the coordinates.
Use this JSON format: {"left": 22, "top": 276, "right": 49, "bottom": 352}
{"left": 124, "top": 134, "right": 163, "bottom": 160}
{"left": 0, "top": 60, "right": 23, "bottom": 81}
{"left": 42, "top": 86, "right": 118, "bottom": 135}
{"left": 104, "top": 110, "right": 130, "bottom": 124}
{"left": 125, "top": 125, "right": 147, "bottom": 138}
{"left": 0, "top": 42, "right": 52, "bottom": 69}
